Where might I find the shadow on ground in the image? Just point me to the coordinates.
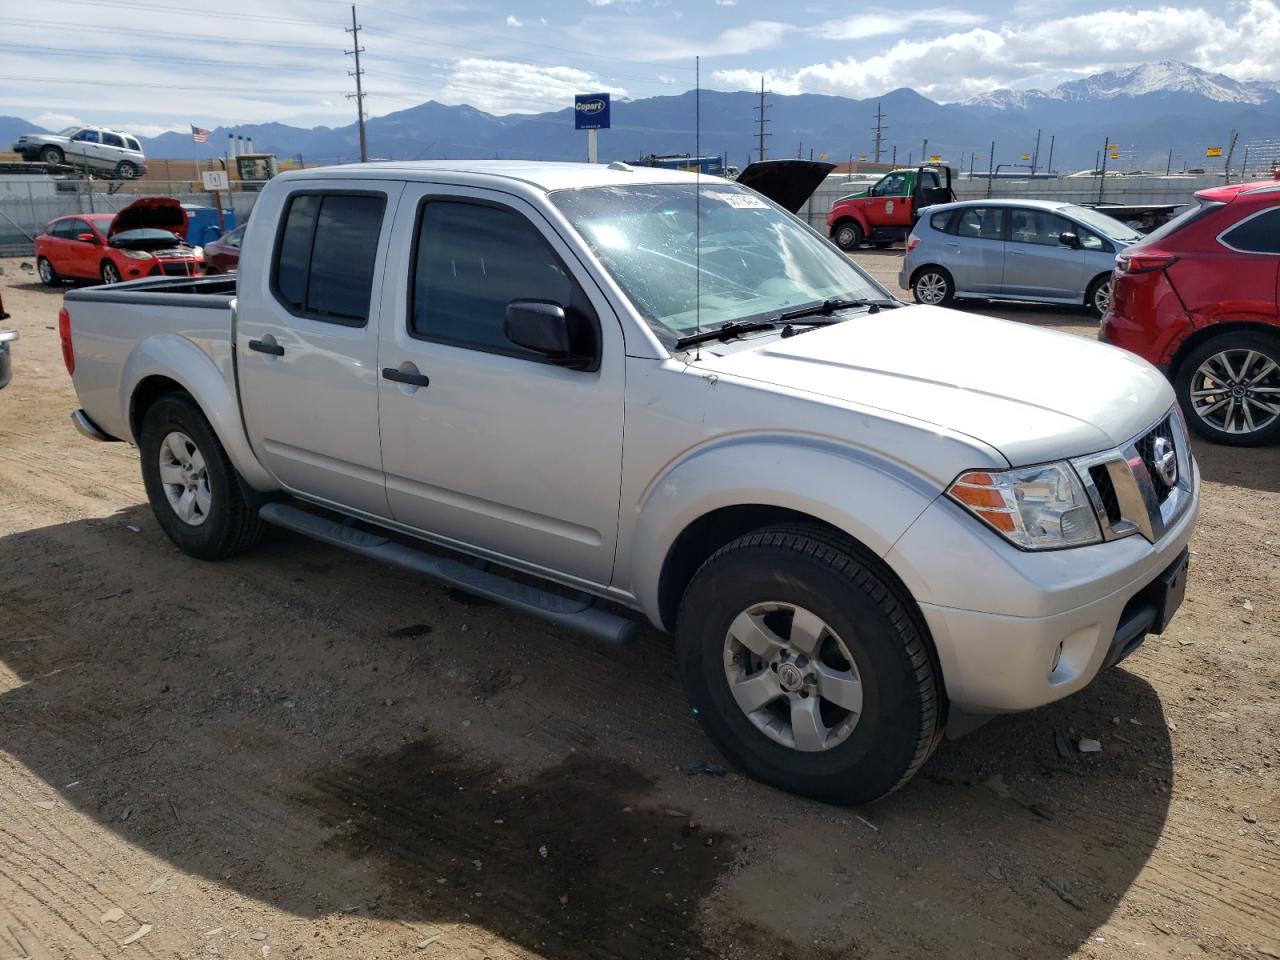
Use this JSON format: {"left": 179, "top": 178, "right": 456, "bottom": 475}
{"left": 0, "top": 508, "right": 1174, "bottom": 958}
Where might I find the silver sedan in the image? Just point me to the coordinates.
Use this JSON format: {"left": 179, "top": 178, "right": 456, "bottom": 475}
{"left": 899, "top": 199, "right": 1142, "bottom": 316}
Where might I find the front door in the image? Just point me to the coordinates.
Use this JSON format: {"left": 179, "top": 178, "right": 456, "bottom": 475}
{"left": 944, "top": 206, "right": 1006, "bottom": 294}
{"left": 376, "top": 185, "right": 625, "bottom": 587}
{"left": 869, "top": 171, "right": 913, "bottom": 229}
{"left": 236, "top": 180, "right": 403, "bottom": 516}
{"left": 1002, "top": 208, "right": 1086, "bottom": 299}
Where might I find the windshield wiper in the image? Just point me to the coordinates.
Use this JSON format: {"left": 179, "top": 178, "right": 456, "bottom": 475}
{"left": 673, "top": 319, "right": 781, "bottom": 351}
{"left": 777, "top": 297, "right": 902, "bottom": 324}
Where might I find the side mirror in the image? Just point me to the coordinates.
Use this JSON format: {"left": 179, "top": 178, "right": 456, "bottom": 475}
{"left": 76, "top": 232, "right": 98, "bottom": 244}
{"left": 504, "top": 300, "right": 595, "bottom": 370}
{"left": 1059, "top": 231, "right": 1081, "bottom": 248}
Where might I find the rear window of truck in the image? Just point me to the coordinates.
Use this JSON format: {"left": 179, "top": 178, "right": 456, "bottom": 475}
{"left": 272, "top": 192, "right": 386, "bottom": 325}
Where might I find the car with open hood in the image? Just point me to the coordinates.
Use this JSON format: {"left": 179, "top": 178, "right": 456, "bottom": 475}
{"left": 35, "top": 197, "right": 205, "bottom": 286}
{"left": 12, "top": 125, "right": 148, "bottom": 179}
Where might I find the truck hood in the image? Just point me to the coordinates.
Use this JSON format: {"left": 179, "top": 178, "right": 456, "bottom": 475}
{"left": 697, "top": 305, "right": 1174, "bottom": 466}
{"left": 109, "top": 197, "right": 188, "bottom": 240}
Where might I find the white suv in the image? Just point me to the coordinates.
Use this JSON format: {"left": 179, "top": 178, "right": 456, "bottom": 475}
{"left": 12, "top": 126, "right": 148, "bottom": 179}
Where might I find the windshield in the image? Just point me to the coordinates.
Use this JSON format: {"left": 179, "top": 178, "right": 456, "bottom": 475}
{"left": 110, "top": 228, "right": 182, "bottom": 245}
{"left": 1060, "top": 204, "right": 1143, "bottom": 242}
{"left": 551, "top": 183, "right": 886, "bottom": 347}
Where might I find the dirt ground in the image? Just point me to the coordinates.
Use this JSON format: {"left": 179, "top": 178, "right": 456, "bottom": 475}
{"left": 0, "top": 252, "right": 1277, "bottom": 960}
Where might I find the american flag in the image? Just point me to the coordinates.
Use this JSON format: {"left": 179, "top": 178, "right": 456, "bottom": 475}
{"left": 190, "top": 124, "right": 209, "bottom": 143}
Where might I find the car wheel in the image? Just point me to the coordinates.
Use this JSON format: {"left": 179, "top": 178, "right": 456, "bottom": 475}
{"left": 873, "top": 240, "right": 894, "bottom": 249}
{"left": 833, "top": 221, "right": 863, "bottom": 251}
{"left": 139, "top": 393, "right": 267, "bottom": 560}
{"left": 1175, "top": 331, "right": 1280, "bottom": 446}
{"left": 911, "top": 266, "right": 954, "bottom": 306}
{"left": 100, "top": 261, "right": 121, "bottom": 285}
{"left": 36, "top": 256, "right": 59, "bottom": 286}
{"left": 676, "top": 524, "right": 941, "bottom": 805}
{"left": 1086, "top": 274, "right": 1113, "bottom": 317}
{"left": 39, "top": 146, "right": 64, "bottom": 165}
{"left": 115, "top": 161, "right": 137, "bottom": 180}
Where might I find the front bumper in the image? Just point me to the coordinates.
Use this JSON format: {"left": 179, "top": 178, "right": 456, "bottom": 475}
{"left": 889, "top": 459, "right": 1199, "bottom": 714}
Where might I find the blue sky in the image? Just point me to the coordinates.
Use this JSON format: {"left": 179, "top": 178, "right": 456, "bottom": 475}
{"left": 2, "top": 0, "right": 1278, "bottom": 135}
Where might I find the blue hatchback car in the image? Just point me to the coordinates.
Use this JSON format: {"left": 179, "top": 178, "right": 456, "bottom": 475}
{"left": 899, "top": 199, "right": 1143, "bottom": 316}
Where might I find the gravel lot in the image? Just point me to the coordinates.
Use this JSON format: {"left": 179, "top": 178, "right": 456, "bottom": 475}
{"left": 0, "top": 252, "right": 1277, "bottom": 960}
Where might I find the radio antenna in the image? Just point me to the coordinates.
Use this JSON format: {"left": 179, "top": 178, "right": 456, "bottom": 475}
{"left": 694, "top": 55, "right": 702, "bottom": 362}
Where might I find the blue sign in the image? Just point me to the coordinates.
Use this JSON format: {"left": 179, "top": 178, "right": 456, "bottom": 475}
{"left": 574, "top": 93, "right": 611, "bottom": 131}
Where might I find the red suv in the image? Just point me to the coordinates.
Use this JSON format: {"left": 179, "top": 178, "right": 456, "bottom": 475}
{"left": 1102, "top": 180, "right": 1280, "bottom": 445}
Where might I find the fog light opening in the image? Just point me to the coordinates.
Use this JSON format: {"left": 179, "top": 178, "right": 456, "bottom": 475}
{"left": 1050, "top": 641, "right": 1064, "bottom": 676}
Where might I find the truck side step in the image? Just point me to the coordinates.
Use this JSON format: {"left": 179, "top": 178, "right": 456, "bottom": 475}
{"left": 259, "top": 502, "right": 636, "bottom": 644}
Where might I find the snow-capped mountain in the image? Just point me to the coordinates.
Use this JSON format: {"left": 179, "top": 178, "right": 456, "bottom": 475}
{"left": 966, "top": 60, "right": 1279, "bottom": 110}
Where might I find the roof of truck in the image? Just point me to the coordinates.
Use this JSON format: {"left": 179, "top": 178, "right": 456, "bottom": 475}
{"left": 281, "top": 159, "right": 711, "bottom": 192}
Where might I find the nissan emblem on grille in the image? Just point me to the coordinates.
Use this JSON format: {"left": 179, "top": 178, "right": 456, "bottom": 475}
{"left": 1151, "top": 436, "right": 1178, "bottom": 488}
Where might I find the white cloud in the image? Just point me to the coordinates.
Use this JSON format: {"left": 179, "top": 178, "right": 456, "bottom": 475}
{"left": 819, "top": 7, "right": 984, "bottom": 40}
{"left": 34, "top": 112, "right": 84, "bottom": 131}
{"left": 712, "top": 1, "right": 1280, "bottom": 101}
{"left": 440, "top": 58, "right": 627, "bottom": 115}
{"left": 714, "top": 0, "right": 737, "bottom": 6}
{"left": 506, "top": 14, "right": 523, "bottom": 26}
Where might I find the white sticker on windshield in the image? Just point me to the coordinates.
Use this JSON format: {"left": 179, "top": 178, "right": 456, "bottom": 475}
{"left": 712, "top": 191, "right": 768, "bottom": 209}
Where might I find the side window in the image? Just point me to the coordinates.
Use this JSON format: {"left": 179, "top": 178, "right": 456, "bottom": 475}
{"left": 1076, "top": 228, "right": 1110, "bottom": 253}
{"left": 71, "top": 129, "right": 100, "bottom": 143}
{"left": 410, "top": 201, "right": 574, "bottom": 358}
{"left": 46, "top": 219, "right": 69, "bottom": 238}
{"left": 929, "top": 210, "right": 953, "bottom": 233}
{"left": 954, "top": 207, "right": 1004, "bottom": 240}
{"left": 68, "top": 218, "right": 92, "bottom": 238}
{"left": 271, "top": 192, "right": 386, "bottom": 325}
{"left": 1221, "top": 208, "right": 1280, "bottom": 254}
{"left": 873, "top": 173, "right": 908, "bottom": 197}
{"left": 921, "top": 172, "right": 940, "bottom": 189}
{"left": 102, "top": 132, "right": 125, "bottom": 148}
{"left": 125, "top": 137, "right": 141, "bottom": 152}
{"left": 1008, "top": 209, "right": 1073, "bottom": 247}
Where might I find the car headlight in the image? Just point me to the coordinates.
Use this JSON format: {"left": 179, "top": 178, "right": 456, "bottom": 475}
{"left": 120, "top": 249, "right": 153, "bottom": 260}
{"left": 947, "top": 462, "right": 1101, "bottom": 550}
{"left": 190, "top": 246, "right": 204, "bottom": 259}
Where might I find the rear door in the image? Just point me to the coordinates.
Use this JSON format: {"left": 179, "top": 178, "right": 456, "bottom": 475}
{"left": 943, "top": 206, "right": 1006, "bottom": 294}
{"left": 1218, "top": 205, "right": 1280, "bottom": 319}
{"left": 237, "top": 180, "right": 404, "bottom": 516}
{"left": 100, "top": 131, "right": 127, "bottom": 171}
{"left": 1002, "top": 208, "right": 1086, "bottom": 299}
{"left": 374, "top": 184, "right": 625, "bottom": 586}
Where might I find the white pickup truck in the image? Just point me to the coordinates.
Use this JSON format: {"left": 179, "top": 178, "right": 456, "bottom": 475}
{"left": 62, "top": 161, "right": 1198, "bottom": 804}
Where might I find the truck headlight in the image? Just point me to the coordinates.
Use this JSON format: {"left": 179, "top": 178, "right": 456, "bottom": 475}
{"left": 947, "top": 462, "right": 1101, "bottom": 550}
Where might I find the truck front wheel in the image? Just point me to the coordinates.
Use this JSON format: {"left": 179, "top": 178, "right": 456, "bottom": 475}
{"left": 676, "top": 525, "right": 941, "bottom": 805}
{"left": 832, "top": 221, "right": 863, "bottom": 251}
{"left": 139, "top": 393, "right": 266, "bottom": 560}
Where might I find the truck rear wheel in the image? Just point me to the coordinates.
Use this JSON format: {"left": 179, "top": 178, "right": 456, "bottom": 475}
{"left": 139, "top": 393, "right": 266, "bottom": 560}
{"left": 832, "top": 221, "right": 863, "bottom": 251}
{"left": 675, "top": 525, "right": 941, "bottom": 805}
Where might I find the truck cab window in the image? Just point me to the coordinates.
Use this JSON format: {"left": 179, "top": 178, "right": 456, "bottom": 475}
{"left": 873, "top": 173, "right": 909, "bottom": 197}
{"left": 272, "top": 192, "right": 386, "bottom": 325}
{"left": 410, "top": 201, "right": 573, "bottom": 356}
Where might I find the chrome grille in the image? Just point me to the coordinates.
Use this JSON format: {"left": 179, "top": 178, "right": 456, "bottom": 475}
{"left": 1072, "top": 409, "right": 1194, "bottom": 544}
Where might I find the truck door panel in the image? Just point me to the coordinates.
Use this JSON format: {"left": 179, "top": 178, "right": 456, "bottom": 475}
{"left": 376, "top": 187, "right": 624, "bottom": 586}
{"left": 236, "top": 181, "right": 404, "bottom": 516}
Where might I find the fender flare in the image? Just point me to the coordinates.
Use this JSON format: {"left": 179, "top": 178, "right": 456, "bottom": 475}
{"left": 829, "top": 211, "right": 870, "bottom": 237}
{"left": 120, "top": 334, "right": 277, "bottom": 491}
{"left": 625, "top": 433, "right": 946, "bottom": 627}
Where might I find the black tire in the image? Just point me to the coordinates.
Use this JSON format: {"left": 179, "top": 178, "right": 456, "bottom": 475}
{"left": 39, "top": 145, "right": 64, "bottom": 165}
{"left": 872, "top": 240, "right": 894, "bottom": 249}
{"left": 115, "top": 160, "right": 137, "bottom": 180}
{"left": 832, "top": 221, "right": 863, "bottom": 251}
{"left": 911, "top": 265, "right": 955, "bottom": 306}
{"left": 1085, "top": 274, "right": 1113, "bottom": 318}
{"left": 36, "top": 256, "right": 59, "bottom": 287}
{"left": 676, "top": 524, "right": 941, "bottom": 805}
{"left": 1174, "top": 330, "right": 1280, "bottom": 447}
{"left": 139, "top": 392, "right": 267, "bottom": 560}
{"left": 100, "top": 260, "right": 121, "bottom": 285}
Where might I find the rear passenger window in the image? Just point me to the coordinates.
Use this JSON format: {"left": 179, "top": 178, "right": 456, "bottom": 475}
{"left": 410, "top": 201, "right": 574, "bottom": 357}
{"left": 272, "top": 192, "right": 386, "bottom": 325}
{"left": 1221, "top": 208, "right": 1280, "bottom": 254}
{"left": 125, "top": 137, "right": 141, "bottom": 152}
{"left": 102, "top": 132, "right": 125, "bottom": 148}
{"left": 954, "top": 207, "right": 1004, "bottom": 240}
{"left": 930, "top": 210, "right": 953, "bottom": 232}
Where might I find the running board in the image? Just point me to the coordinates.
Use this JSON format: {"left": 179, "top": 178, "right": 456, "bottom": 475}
{"left": 258, "top": 502, "right": 636, "bottom": 644}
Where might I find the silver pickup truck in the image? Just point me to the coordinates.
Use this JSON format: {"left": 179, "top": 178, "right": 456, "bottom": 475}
{"left": 62, "top": 161, "right": 1199, "bottom": 804}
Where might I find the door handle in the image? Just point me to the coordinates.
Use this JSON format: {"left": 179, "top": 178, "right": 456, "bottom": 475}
{"left": 247, "top": 338, "right": 284, "bottom": 356}
{"left": 382, "top": 367, "right": 430, "bottom": 387}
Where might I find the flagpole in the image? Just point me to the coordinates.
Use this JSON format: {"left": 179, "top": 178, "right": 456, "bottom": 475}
{"left": 191, "top": 126, "right": 200, "bottom": 193}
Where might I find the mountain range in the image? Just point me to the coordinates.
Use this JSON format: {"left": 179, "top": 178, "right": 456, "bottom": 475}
{"left": 4, "top": 60, "right": 1278, "bottom": 173}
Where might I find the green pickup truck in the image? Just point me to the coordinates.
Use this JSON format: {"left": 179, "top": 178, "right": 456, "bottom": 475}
{"left": 826, "top": 165, "right": 956, "bottom": 250}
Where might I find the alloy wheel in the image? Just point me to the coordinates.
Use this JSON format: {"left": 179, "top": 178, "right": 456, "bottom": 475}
{"left": 1093, "top": 279, "right": 1113, "bottom": 314}
{"left": 157, "top": 431, "right": 212, "bottom": 526}
{"left": 1190, "top": 348, "right": 1280, "bottom": 436}
{"left": 722, "top": 601, "right": 863, "bottom": 752}
{"left": 915, "top": 272, "right": 948, "bottom": 305}
{"left": 38, "top": 259, "right": 53, "bottom": 284}
{"left": 101, "top": 263, "right": 120, "bottom": 284}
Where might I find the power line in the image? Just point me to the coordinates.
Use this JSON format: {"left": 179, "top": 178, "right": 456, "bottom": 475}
{"left": 345, "top": 5, "right": 369, "bottom": 162}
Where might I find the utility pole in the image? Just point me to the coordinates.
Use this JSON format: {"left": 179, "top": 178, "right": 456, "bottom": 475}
{"left": 969, "top": 152, "right": 975, "bottom": 178}
{"left": 1098, "top": 135, "right": 1110, "bottom": 204}
{"left": 986, "top": 139, "right": 995, "bottom": 197}
{"left": 1031, "top": 128, "right": 1041, "bottom": 175}
{"left": 1166, "top": 148, "right": 1173, "bottom": 176}
{"left": 1223, "top": 130, "right": 1238, "bottom": 185}
{"left": 1046, "top": 135, "right": 1054, "bottom": 175}
{"left": 871, "top": 102, "right": 887, "bottom": 164}
{"left": 891, "top": 145, "right": 897, "bottom": 165}
{"left": 345, "top": 5, "right": 368, "bottom": 163}
{"left": 754, "top": 77, "right": 771, "bottom": 161}
{"left": 920, "top": 138, "right": 928, "bottom": 164}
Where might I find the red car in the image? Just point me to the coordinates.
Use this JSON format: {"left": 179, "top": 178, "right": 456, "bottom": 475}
{"left": 35, "top": 197, "right": 205, "bottom": 287}
{"left": 1102, "top": 179, "right": 1280, "bottom": 445}
{"left": 202, "top": 223, "right": 245, "bottom": 275}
